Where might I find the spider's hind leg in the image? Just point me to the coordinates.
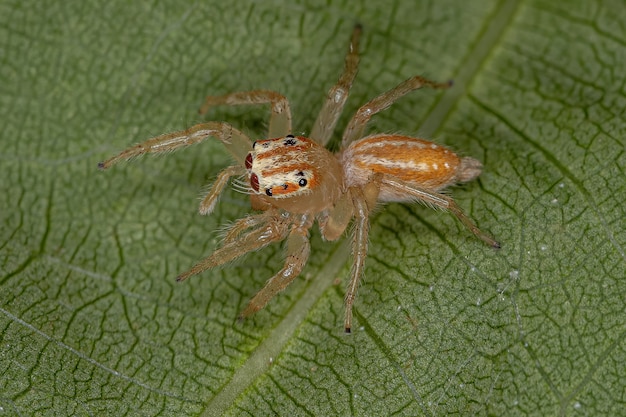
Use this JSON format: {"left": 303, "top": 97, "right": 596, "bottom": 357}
{"left": 381, "top": 176, "right": 500, "bottom": 248}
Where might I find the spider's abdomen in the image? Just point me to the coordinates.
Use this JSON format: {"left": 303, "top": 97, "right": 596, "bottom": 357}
{"left": 341, "top": 134, "right": 482, "bottom": 201}
{"left": 246, "top": 135, "right": 344, "bottom": 213}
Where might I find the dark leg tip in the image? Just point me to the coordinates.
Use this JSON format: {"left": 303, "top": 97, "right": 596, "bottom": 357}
{"left": 493, "top": 241, "right": 502, "bottom": 249}
{"left": 344, "top": 327, "right": 352, "bottom": 334}
{"left": 447, "top": 79, "right": 454, "bottom": 87}
{"left": 97, "top": 162, "right": 106, "bottom": 169}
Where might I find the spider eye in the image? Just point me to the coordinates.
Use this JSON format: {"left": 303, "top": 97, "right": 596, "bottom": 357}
{"left": 252, "top": 141, "right": 257, "bottom": 149}
{"left": 245, "top": 153, "right": 253, "bottom": 169}
{"left": 286, "top": 134, "right": 294, "bottom": 138}
{"left": 284, "top": 137, "right": 296, "bottom": 146}
{"left": 298, "top": 178, "right": 307, "bottom": 187}
{"left": 265, "top": 188, "right": 273, "bottom": 197}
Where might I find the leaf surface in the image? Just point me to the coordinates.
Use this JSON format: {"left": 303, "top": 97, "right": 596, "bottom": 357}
{"left": 1, "top": 0, "right": 624, "bottom": 415}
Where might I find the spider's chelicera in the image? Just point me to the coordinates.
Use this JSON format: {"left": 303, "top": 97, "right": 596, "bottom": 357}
{"left": 99, "top": 25, "right": 500, "bottom": 333}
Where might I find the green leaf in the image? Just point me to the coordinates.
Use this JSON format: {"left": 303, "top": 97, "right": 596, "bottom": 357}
{"left": 1, "top": 0, "right": 624, "bottom": 415}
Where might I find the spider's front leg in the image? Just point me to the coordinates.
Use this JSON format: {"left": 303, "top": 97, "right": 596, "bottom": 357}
{"left": 176, "top": 209, "right": 292, "bottom": 282}
{"left": 238, "top": 213, "right": 315, "bottom": 320}
{"left": 98, "top": 122, "right": 252, "bottom": 168}
{"left": 199, "top": 90, "right": 292, "bottom": 138}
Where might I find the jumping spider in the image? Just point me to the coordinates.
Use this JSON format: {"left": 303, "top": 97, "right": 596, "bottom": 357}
{"left": 99, "top": 25, "right": 500, "bottom": 333}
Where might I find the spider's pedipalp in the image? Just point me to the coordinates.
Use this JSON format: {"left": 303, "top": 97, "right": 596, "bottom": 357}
{"left": 199, "top": 165, "right": 247, "bottom": 215}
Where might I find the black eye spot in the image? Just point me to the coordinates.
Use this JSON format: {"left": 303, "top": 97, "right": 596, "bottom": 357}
{"left": 286, "top": 134, "right": 294, "bottom": 138}
{"left": 296, "top": 171, "right": 304, "bottom": 176}
{"left": 282, "top": 184, "right": 288, "bottom": 189}
{"left": 265, "top": 188, "right": 272, "bottom": 196}
{"left": 284, "top": 137, "right": 296, "bottom": 146}
{"left": 298, "top": 178, "right": 307, "bottom": 187}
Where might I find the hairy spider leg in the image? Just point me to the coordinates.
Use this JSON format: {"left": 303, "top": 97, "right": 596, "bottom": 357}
{"left": 239, "top": 213, "right": 314, "bottom": 320}
{"left": 341, "top": 76, "right": 452, "bottom": 148}
{"left": 199, "top": 90, "right": 292, "bottom": 139}
{"left": 310, "top": 24, "right": 362, "bottom": 146}
{"left": 176, "top": 209, "right": 292, "bottom": 282}
{"left": 221, "top": 210, "right": 277, "bottom": 245}
{"left": 317, "top": 192, "right": 354, "bottom": 241}
{"left": 343, "top": 177, "right": 381, "bottom": 333}
{"left": 98, "top": 122, "right": 252, "bottom": 216}
{"left": 98, "top": 122, "right": 252, "bottom": 168}
{"left": 381, "top": 176, "right": 501, "bottom": 248}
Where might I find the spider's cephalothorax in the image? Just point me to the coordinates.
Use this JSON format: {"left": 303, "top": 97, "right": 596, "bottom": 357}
{"left": 99, "top": 25, "right": 499, "bottom": 333}
{"left": 245, "top": 135, "right": 344, "bottom": 213}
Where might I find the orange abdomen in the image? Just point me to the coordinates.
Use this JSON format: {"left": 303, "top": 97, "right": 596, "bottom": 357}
{"left": 342, "top": 134, "right": 466, "bottom": 191}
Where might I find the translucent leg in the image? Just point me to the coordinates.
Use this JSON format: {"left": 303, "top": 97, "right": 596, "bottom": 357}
{"left": 176, "top": 210, "right": 291, "bottom": 282}
{"left": 343, "top": 186, "right": 372, "bottom": 333}
{"left": 381, "top": 176, "right": 501, "bottom": 248}
{"left": 98, "top": 122, "right": 252, "bottom": 168}
{"left": 342, "top": 76, "right": 451, "bottom": 148}
{"left": 199, "top": 90, "right": 292, "bottom": 138}
{"left": 238, "top": 219, "right": 312, "bottom": 320}
{"left": 310, "top": 24, "right": 362, "bottom": 146}
{"left": 318, "top": 192, "right": 353, "bottom": 241}
{"left": 221, "top": 211, "right": 276, "bottom": 245}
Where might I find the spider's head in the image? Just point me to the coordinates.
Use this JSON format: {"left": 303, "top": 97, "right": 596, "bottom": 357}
{"left": 245, "top": 134, "right": 344, "bottom": 213}
{"left": 246, "top": 135, "right": 318, "bottom": 199}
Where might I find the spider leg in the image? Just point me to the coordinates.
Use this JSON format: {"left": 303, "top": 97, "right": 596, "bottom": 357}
{"left": 238, "top": 214, "right": 314, "bottom": 320}
{"left": 221, "top": 211, "right": 276, "bottom": 245}
{"left": 199, "top": 90, "right": 292, "bottom": 138}
{"left": 318, "top": 192, "right": 353, "bottom": 241}
{"left": 98, "top": 122, "right": 252, "bottom": 169}
{"left": 341, "top": 76, "right": 451, "bottom": 148}
{"left": 343, "top": 183, "right": 380, "bottom": 333}
{"left": 199, "top": 165, "right": 247, "bottom": 215}
{"left": 310, "top": 24, "right": 362, "bottom": 146}
{"left": 176, "top": 210, "right": 291, "bottom": 282}
{"left": 381, "top": 176, "right": 501, "bottom": 248}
